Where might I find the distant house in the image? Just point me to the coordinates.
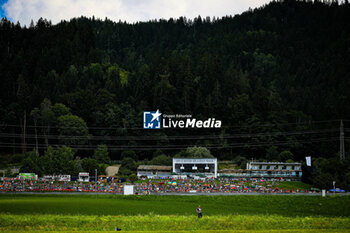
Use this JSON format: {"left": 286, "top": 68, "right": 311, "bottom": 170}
{"left": 78, "top": 172, "right": 89, "bottom": 182}
{"left": 137, "top": 165, "right": 172, "bottom": 178}
{"left": 0, "top": 167, "right": 20, "bottom": 176}
{"left": 245, "top": 161, "right": 302, "bottom": 179}
{"left": 218, "top": 161, "right": 302, "bottom": 180}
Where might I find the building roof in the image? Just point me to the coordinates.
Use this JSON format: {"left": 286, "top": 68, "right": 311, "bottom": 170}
{"left": 137, "top": 165, "right": 172, "bottom": 171}
{"left": 219, "top": 169, "right": 245, "bottom": 174}
{"left": 174, "top": 158, "right": 216, "bottom": 160}
{"left": 249, "top": 162, "right": 301, "bottom": 165}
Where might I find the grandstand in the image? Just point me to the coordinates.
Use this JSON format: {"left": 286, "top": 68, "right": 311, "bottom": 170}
{"left": 219, "top": 161, "right": 302, "bottom": 180}
{"left": 172, "top": 158, "right": 218, "bottom": 178}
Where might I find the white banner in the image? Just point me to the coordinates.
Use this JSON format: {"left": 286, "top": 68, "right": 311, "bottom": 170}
{"left": 306, "top": 156, "right": 311, "bottom": 167}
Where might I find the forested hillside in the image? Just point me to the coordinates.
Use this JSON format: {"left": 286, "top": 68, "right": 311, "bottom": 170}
{"left": 0, "top": 0, "right": 349, "bottom": 167}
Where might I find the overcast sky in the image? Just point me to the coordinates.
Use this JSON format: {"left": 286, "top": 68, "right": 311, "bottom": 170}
{"left": 1, "top": 0, "right": 272, "bottom": 26}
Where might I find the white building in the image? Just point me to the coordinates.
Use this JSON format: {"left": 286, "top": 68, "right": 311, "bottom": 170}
{"left": 78, "top": 172, "right": 89, "bottom": 182}
{"left": 172, "top": 158, "right": 217, "bottom": 178}
{"left": 246, "top": 161, "right": 302, "bottom": 179}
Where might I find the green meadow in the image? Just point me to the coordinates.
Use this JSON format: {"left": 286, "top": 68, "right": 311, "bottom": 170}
{"left": 0, "top": 194, "right": 350, "bottom": 232}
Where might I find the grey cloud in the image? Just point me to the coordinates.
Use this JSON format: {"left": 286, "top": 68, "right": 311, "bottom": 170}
{"left": 3, "top": 0, "right": 271, "bottom": 26}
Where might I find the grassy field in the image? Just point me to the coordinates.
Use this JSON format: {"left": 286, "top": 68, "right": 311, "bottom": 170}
{"left": 1, "top": 194, "right": 350, "bottom": 232}
{"left": 1, "top": 214, "right": 350, "bottom": 232}
{"left": 1, "top": 194, "right": 349, "bottom": 216}
{"left": 3, "top": 230, "right": 350, "bottom": 233}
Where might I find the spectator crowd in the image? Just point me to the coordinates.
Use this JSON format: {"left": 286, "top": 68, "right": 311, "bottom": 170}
{"left": 0, "top": 177, "right": 310, "bottom": 194}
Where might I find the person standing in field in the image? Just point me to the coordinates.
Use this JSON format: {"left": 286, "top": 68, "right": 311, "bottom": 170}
{"left": 196, "top": 205, "right": 202, "bottom": 218}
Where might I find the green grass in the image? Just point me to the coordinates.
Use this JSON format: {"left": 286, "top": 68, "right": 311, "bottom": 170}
{"left": 4, "top": 231, "right": 350, "bottom": 233}
{"left": 1, "top": 194, "right": 350, "bottom": 232}
{"left": 0, "top": 194, "right": 349, "bottom": 217}
{"left": 1, "top": 214, "right": 350, "bottom": 232}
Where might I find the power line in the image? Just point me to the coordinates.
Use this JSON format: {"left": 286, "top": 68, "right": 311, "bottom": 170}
{"left": 0, "top": 137, "right": 340, "bottom": 151}
{"left": 0, "top": 119, "right": 345, "bottom": 130}
{"left": 0, "top": 128, "right": 338, "bottom": 141}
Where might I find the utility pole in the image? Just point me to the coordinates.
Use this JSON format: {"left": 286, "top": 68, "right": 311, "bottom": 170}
{"left": 95, "top": 169, "right": 98, "bottom": 192}
{"left": 340, "top": 120, "right": 345, "bottom": 160}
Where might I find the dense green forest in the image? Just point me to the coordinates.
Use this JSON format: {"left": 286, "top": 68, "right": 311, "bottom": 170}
{"left": 0, "top": 0, "right": 350, "bottom": 187}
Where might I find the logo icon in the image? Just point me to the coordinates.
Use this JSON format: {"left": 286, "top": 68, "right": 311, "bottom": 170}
{"left": 143, "top": 110, "right": 162, "bottom": 129}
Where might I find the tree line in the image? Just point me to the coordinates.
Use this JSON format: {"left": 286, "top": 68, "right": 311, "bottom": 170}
{"left": 0, "top": 0, "right": 350, "bottom": 188}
